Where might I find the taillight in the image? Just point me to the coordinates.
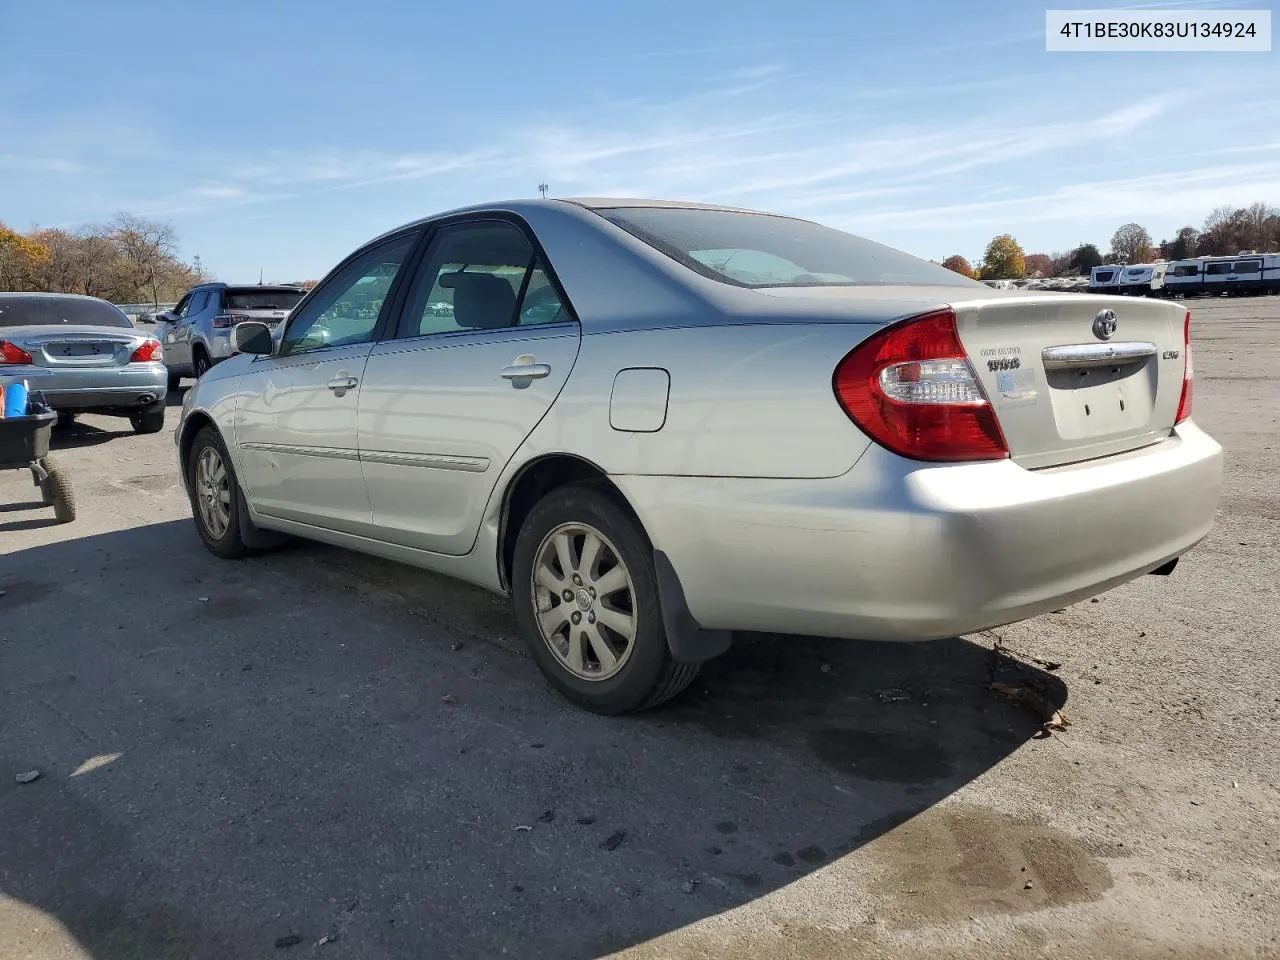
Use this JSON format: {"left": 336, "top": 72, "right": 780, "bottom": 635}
{"left": 0, "top": 340, "right": 33, "bottom": 364}
{"left": 1175, "top": 309, "right": 1193, "bottom": 424}
{"left": 130, "top": 339, "right": 163, "bottom": 363}
{"left": 833, "top": 308, "right": 1008, "bottom": 462}
{"left": 212, "top": 313, "right": 249, "bottom": 329}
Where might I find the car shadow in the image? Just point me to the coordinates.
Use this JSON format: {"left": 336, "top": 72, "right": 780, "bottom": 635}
{"left": 165, "top": 385, "right": 188, "bottom": 407}
{"left": 1, "top": 520, "right": 1068, "bottom": 960}
{"left": 49, "top": 420, "right": 132, "bottom": 450}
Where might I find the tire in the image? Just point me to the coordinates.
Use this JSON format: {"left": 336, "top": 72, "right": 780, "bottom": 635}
{"left": 130, "top": 401, "right": 166, "bottom": 434}
{"left": 37, "top": 453, "right": 60, "bottom": 506}
{"left": 186, "top": 425, "right": 249, "bottom": 559}
{"left": 41, "top": 460, "right": 76, "bottom": 524}
{"left": 511, "top": 483, "right": 700, "bottom": 715}
{"left": 193, "top": 349, "right": 211, "bottom": 379}
{"left": 168, "top": 371, "right": 182, "bottom": 391}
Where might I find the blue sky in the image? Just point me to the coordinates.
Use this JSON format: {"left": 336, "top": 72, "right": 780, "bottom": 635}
{"left": 1, "top": 0, "right": 1276, "bottom": 281}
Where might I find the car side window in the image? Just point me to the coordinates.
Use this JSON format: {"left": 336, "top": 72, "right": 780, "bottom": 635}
{"left": 172, "top": 294, "right": 192, "bottom": 320}
{"left": 394, "top": 221, "right": 573, "bottom": 339}
{"left": 190, "top": 291, "right": 209, "bottom": 315}
{"left": 281, "top": 234, "right": 417, "bottom": 356}
{"left": 518, "top": 264, "right": 571, "bottom": 327}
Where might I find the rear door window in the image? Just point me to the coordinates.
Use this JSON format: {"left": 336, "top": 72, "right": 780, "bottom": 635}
{"left": 393, "top": 220, "right": 574, "bottom": 339}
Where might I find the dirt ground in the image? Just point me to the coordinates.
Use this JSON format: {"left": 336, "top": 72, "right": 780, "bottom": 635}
{"left": 1, "top": 295, "right": 1278, "bottom": 960}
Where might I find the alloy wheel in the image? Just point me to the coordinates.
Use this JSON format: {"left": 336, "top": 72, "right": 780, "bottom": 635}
{"left": 530, "top": 522, "right": 637, "bottom": 681}
{"left": 195, "top": 446, "right": 231, "bottom": 539}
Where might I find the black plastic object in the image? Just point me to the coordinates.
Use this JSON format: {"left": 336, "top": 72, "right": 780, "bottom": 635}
{"left": 0, "top": 409, "right": 57, "bottom": 465}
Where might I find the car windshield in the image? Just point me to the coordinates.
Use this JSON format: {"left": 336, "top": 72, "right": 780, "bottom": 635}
{"left": 224, "top": 289, "right": 306, "bottom": 311}
{"left": 0, "top": 296, "right": 132, "bottom": 328}
{"left": 597, "top": 206, "right": 981, "bottom": 289}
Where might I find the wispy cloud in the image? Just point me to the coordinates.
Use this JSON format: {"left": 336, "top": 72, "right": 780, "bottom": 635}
{"left": 0, "top": 154, "right": 83, "bottom": 174}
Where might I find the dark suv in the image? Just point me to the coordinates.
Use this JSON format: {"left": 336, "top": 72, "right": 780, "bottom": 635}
{"left": 153, "top": 283, "right": 307, "bottom": 387}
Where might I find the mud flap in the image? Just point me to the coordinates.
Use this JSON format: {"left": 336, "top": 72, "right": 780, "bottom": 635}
{"left": 653, "top": 550, "right": 732, "bottom": 664}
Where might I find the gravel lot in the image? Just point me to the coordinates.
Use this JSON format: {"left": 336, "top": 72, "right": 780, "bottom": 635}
{"left": 2, "top": 296, "right": 1278, "bottom": 960}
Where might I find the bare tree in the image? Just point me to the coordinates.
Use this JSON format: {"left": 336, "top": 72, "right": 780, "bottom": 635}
{"left": 1110, "top": 223, "right": 1153, "bottom": 264}
{"left": 109, "top": 213, "right": 178, "bottom": 307}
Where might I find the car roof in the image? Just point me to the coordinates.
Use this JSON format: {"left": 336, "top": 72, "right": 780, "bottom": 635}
{"left": 368, "top": 197, "right": 812, "bottom": 246}
{"left": 0, "top": 291, "right": 113, "bottom": 303}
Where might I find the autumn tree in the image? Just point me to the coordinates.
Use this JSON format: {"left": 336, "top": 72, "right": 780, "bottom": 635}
{"left": 0, "top": 221, "right": 50, "bottom": 289}
{"left": 940, "top": 255, "right": 974, "bottom": 278}
{"left": 981, "top": 234, "right": 1025, "bottom": 279}
{"left": 1110, "top": 223, "right": 1153, "bottom": 264}
{"left": 1198, "top": 206, "right": 1250, "bottom": 256}
{"left": 1023, "top": 253, "right": 1053, "bottom": 278}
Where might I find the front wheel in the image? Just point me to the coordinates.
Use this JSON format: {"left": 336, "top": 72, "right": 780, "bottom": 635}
{"left": 511, "top": 483, "right": 699, "bottom": 714}
{"left": 186, "top": 426, "right": 249, "bottom": 559}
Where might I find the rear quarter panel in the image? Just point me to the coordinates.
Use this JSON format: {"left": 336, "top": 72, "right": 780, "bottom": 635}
{"left": 522, "top": 322, "right": 880, "bottom": 478}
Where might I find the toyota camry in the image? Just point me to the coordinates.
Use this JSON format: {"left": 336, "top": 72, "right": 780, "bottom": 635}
{"left": 174, "top": 198, "right": 1223, "bottom": 714}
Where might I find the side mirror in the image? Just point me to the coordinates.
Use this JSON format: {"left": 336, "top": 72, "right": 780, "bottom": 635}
{"left": 231, "top": 321, "right": 274, "bottom": 356}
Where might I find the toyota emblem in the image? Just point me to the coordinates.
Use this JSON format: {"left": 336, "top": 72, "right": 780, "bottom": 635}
{"left": 1093, "top": 309, "right": 1118, "bottom": 341}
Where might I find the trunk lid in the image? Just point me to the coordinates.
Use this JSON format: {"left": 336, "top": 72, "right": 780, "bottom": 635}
{"left": 952, "top": 294, "right": 1185, "bottom": 469}
{"left": 8, "top": 325, "right": 141, "bottom": 369}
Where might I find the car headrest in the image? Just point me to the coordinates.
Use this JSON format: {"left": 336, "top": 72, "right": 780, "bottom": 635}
{"left": 440, "top": 272, "right": 516, "bottom": 329}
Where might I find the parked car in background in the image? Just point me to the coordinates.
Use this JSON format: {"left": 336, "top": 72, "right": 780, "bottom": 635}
{"left": 0, "top": 293, "right": 167, "bottom": 432}
{"left": 158, "top": 283, "right": 307, "bottom": 388}
{"left": 175, "top": 198, "right": 1222, "bottom": 715}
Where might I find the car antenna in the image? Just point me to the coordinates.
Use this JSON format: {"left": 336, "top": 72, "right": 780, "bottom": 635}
{"left": 259, "top": 268, "right": 263, "bottom": 285}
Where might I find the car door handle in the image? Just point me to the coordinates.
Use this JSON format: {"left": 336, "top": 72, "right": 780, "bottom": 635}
{"left": 327, "top": 376, "right": 359, "bottom": 393}
{"left": 500, "top": 360, "right": 551, "bottom": 380}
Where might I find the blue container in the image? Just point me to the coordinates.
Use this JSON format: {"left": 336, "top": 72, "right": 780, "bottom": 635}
{"left": 3, "top": 380, "right": 29, "bottom": 418}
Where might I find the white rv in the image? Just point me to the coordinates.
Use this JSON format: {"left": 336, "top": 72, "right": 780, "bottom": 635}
{"left": 1163, "top": 258, "right": 1206, "bottom": 297}
{"left": 1203, "top": 256, "right": 1263, "bottom": 295}
{"left": 1118, "top": 262, "right": 1167, "bottom": 297}
{"left": 1088, "top": 264, "right": 1125, "bottom": 294}
{"left": 1264, "top": 254, "right": 1280, "bottom": 295}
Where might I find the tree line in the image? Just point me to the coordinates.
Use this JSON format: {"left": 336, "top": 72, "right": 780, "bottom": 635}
{"left": 941, "top": 201, "right": 1280, "bottom": 281}
{"left": 0, "top": 214, "right": 208, "bottom": 305}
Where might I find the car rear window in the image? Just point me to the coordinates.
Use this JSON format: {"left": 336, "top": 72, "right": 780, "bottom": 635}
{"left": 596, "top": 207, "right": 980, "bottom": 289}
{"left": 223, "top": 289, "right": 306, "bottom": 311}
{"left": 0, "top": 296, "right": 132, "bottom": 328}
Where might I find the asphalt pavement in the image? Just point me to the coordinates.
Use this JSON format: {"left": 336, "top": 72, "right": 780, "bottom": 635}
{"left": 2, "top": 296, "right": 1278, "bottom": 959}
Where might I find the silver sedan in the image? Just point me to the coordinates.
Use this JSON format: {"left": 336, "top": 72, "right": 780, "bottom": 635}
{"left": 175, "top": 199, "right": 1223, "bottom": 714}
{"left": 0, "top": 293, "right": 168, "bottom": 433}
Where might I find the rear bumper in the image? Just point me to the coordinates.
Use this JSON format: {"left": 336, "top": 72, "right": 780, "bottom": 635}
{"left": 614, "top": 422, "right": 1223, "bottom": 642}
{"left": 208, "top": 332, "right": 235, "bottom": 360}
{"left": 12, "top": 364, "right": 168, "bottom": 411}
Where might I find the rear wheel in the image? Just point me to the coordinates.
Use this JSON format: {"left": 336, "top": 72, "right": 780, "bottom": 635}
{"left": 186, "top": 426, "right": 248, "bottom": 559}
{"left": 512, "top": 484, "right": 699, "bottom": 714}
{"left": 193, "top": 349, "right": 211, "bottom": 379}
{"left": 130, "top": 401, "right": 166, "bottom": 434}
